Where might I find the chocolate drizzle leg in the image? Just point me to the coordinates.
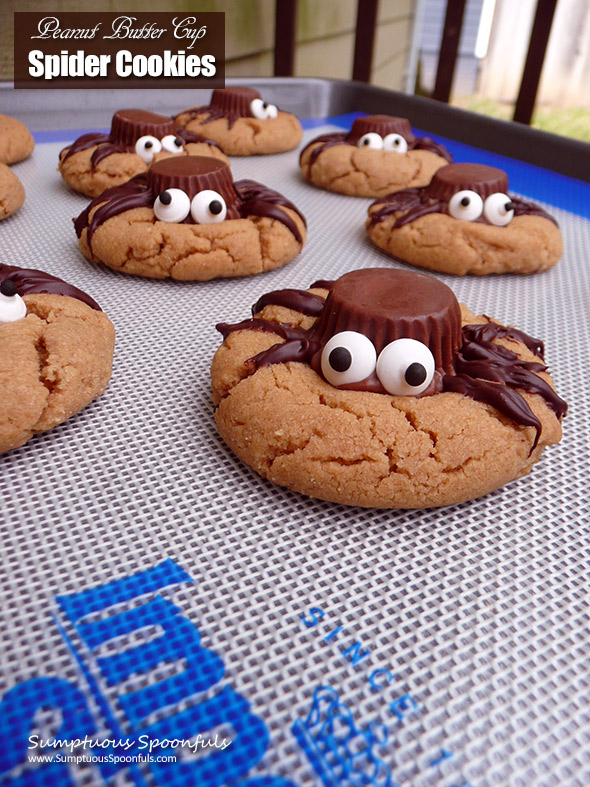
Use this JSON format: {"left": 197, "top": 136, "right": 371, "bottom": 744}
{"left": 0, "top": 263, "right": 102, "bottom": 311}
{"left": 217, "top": 268, "right": 567, "bottom": 449}
{"left": 236, "top": 180, "right": 306, "bottom": 244}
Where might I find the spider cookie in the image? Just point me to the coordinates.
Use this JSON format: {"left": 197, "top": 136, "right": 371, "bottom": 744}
{"left": 75, "top": 156, "right": 306, "bottom": 280}
{"left": 300, "top": 115, "right": 452, "bottom": 198}
{"left": 0, "top": 263, "right": 115, "bottom": 454}
{"left": 367, "top": 162, "right": 562, "bottom": 275}
{"left": 0, "top": 114, "right": 35, "bottom": 165}
{"left": 174, "top": 87, "right": 303, "bottom": 156}
{"left": 59, "top": 109, "right": 229, "bottom": 197}
{"left": 212, "top": 268, "right": 567, "bottom": 508}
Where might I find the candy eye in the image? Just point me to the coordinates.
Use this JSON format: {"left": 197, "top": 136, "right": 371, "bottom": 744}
{"left": 153, "top": 189, "right": 191, "bottom": 223}
{"left": 448, "top": 190, "right": 484, "bottom": 222}
{"left": 320, "top": 331, "right": 377, "bottom": 387}
{"left": 160, "top": 134, "right": 184, "bottom": 154}
{"left": 357, "top": 133, "right": 383, "bottom": 150}
{"left": 190, "top": 190, "right": 227, "bottom": 224}
{"left": 383, "top": 133, "right": 408, "bottom": 153}
{"left": 0, "top": 280, "right": 27, "bottom": 324}
{"left": 376, "top": 338, "right": 435, "bottom": 396}
{"left": 135, "top": 135, "right": 162, "bottom": 163}
{"left": 484, "top": 192, "right": 514, "bottom": 226}
{"left": 250, "top": 98, "right": 278, "bottom": 120}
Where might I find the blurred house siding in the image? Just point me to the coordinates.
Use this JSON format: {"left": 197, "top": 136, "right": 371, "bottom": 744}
{"left": 1, "top": 0, "right": 415, "bottom": 90}
{"left": 478, "top": 0, "right": 590, "bottom": 106}
{"left": 418, "top": 0, "right": 484, "bottom": 96}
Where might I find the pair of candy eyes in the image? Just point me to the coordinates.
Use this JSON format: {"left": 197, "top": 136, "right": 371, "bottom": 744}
{"left": 357, "top": 132, "right": 408, "bottom": 153}
{"left": 449, "top": 190, "right": 515, "bottom": 226}
{"left": 135, "top": 135, "right": 184, "bottom": 163}
{"left": 250, "top": 98, "right": 278, "bottom": 120}
{"left": 321, "top": 331, "right": 435, "bottom": 396}
{"left": 0, "top": 281, "right": 27, "bottom": 324}
{"left": 153, "top": 189, "right": 228, "bottom": 224}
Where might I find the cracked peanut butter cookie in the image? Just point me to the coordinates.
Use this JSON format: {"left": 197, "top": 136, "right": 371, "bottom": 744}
{"left": 75, "top": 156, "right": 306, "bottom": 280}
{"left": 212, "top": 268, "right": 566, "bottom": 508}
{"left": 0, "top": 264, "right": 115, "bottom": 454}
{"left": 367, "top": 162, "right": 563, "bottom": 275}
{"left": 174, "top": 87, "right": 303, "bottom": 156}
{"left": 300, "top": 115, "right": 452, "bottom": 198}
{"left": 59, "top": 109, "right": 229, "bottom": 198}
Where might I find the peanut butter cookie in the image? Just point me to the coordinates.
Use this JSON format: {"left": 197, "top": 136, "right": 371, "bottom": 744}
{"left": 0, "top": 264, "right": 115, "bottom": 454}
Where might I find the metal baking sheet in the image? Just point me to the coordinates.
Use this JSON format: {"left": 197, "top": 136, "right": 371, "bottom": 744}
{"left": 1, "top": 81, "right": 589, "bottom": 787}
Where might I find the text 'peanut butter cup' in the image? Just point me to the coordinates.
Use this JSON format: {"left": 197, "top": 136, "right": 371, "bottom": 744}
{"left": 311, "top": 268, "right": 462, "bottom": 372}
{"left": 210, "top": 87, "right": 261, "bottom": 118}
{"left": 426, "top": 163, "right": 509, "bottom": 202}
{"left": 110, "top": 109, "right": 177, "bottom": 148}
{"left": 347, "top": 115, "right": 415, "bottom": 145}
{"left": 147, "top": 156, "right": 240, "bottom": 217}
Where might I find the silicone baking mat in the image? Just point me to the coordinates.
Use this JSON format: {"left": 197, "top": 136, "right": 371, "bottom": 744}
{"left": 1, "top": 113, "right": 589, "bottom": 787}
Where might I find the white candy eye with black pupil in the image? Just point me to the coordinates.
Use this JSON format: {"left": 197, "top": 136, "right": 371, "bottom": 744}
{"left": 448, "top": 190, "right": 484, "bottom": 222}
{"left": 357, "top": 132, "right": 384, "bottom": 150}
{"left": 161, "top": 134, "right": 184, "bottom": 154}
{"left": 135, "top": 135, "right": 162, "bottom": 163}
{"left": 190, "top": 190, "right": 227, "bottom": 224}
{"left": 383, "top": 133, "right": 408, "bottom": 153}
{"left": 0, "top": 280, "right": 27, "bottom": 324}
{"left": 250, "top": 98, "right": 278, "bottom": 119}
{"left": 484, "top": 192, "right": 515, "bottom": 226}
{"left": 153, "top": 188, "right": 191, "bottom": 223}
{"left": 376, "top": 338, "right": 435, "bottom": 396}
{"left": 320, "top": 331, "right": 377, "bottom": 387}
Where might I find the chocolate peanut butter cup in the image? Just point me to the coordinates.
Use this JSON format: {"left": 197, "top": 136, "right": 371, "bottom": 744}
{"left": 309, "top": 268, "right": 462, "bottom": 374}
{"left": 426, "top": 163, "right": 509, "bottom": 202}
{"left": 209, "top": 87, "right": 261, "bottom": 118}
{"left": 347, "top": 115, "right": 415, "bottom": 145}
{"left": 147, "top": 156, "right": 240, "bottom": 218}
{"left": 109, "top": 109, "right": 178, "bottom": 148}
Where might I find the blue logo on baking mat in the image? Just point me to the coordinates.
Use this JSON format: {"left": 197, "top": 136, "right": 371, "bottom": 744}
{"left": 0, "top": 558, "right": 297, "bottom": 787}
{"left": 292, "top": 686, "right": 396, "bottom": 787}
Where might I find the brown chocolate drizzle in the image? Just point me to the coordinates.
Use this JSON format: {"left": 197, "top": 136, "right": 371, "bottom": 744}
{"left": 0, "top": 263, "right": 101, "bottom": 311}
{"left": 236, "top": 180, "right": 306, "bottom": 244}
{"left": 300, "top": 115, "right": 452, "bottom": 169}
{"left": 252, "top": 289, "right": 324, "bottom": 316}
{"left": 74, "top": 164, "right": 306, "bottom": 254}
{"left": 216, "top": 270, "right": 567, "bottom": 450}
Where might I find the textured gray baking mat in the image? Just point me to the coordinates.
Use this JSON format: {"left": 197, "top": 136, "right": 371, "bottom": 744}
{"left": 0, "top": 126, "right": 589, "bottom": 787}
